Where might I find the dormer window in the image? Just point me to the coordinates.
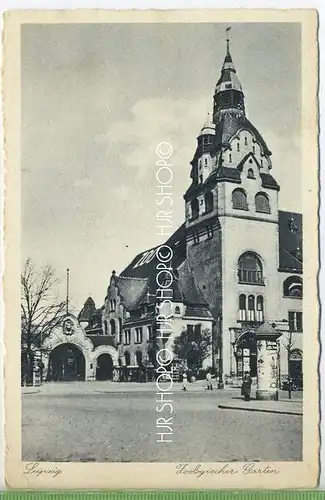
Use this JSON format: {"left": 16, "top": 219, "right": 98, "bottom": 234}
{"left": 245, "top": 137, "right": 248, "bottom": 146}
{"left": 225, "top": 84, "right": 232, "bottom": 89}
{"left": 204, "top": 158, "right": 208, "bottom": 166}
{"left": 175, "top": 306, "right": 181, "bottom": 315}
{"left": 229, "top": 154, "right": 232, "bottom": 163}
{"left": 247, "top": 168, "right": 255, "bottom": 179}
{"left": 237, "top": 143, "right": 240, "bottom": 152}
{"left": 199, "top": 174, "right": 203, "bottom": 184}
{"left": 252, "top": 145, "right": 255, "bottom": 154}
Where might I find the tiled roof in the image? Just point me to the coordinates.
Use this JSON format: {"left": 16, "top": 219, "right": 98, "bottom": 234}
{"left": 214, "top": 114, "right": 272, "bottom": 157}
{"left": 177, "top": 261, "right": 209, "bottom": 306}
{"left": 120, "top": 223, "right": 187, "bottom": 280}
{"left": 184, "top": 306, "right": 213, "bottom": 319}
{"left": 115, "top": 276, "right": 149, "bottom": 311}
{"left": 78, "top": 297, "right": 96, "bottom": 322}
{"left": 260, "top": 173, "right": 280, "bottom": 191}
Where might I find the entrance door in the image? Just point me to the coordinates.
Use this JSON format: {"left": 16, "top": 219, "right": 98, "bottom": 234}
{"left": 96, "top": 354, "right": 113, "bottom": 380}
{"left": 49, "top": 344, "right": 85, "bottom": 381}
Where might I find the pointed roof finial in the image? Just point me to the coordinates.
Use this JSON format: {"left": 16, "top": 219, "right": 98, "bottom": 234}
{"left": 226, "top": 26, "right": 231, "bottom": 55}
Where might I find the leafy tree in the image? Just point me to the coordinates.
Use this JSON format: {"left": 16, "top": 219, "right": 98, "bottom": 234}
{"left": 21, "top": 258, "right": 66, "bottom": 383}
{"left": 172, "top": 325, "right": 212, "bottom": 370}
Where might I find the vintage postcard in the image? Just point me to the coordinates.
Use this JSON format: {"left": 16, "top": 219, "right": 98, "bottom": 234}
{"left": 3, "top": 9, "right": 319, "bottom": 490}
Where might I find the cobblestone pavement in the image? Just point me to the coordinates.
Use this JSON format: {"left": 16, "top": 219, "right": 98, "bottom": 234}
{"left": 22, "top": 382, "right": 302, "bottom": 463}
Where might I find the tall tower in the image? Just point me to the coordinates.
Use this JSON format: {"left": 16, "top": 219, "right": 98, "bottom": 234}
{"left": 184, "top": 34, "right": 281, "bottom": 379}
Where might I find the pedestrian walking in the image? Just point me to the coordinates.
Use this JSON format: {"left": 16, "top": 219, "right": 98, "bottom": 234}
{"left": 182, "top": 371, "right": 187, "bottom": 391}
{"left": 241, "top": 372, "right": 252, "bottom": 401}
{"left": 206, "top": 370, "right": 213, "bottom": 390}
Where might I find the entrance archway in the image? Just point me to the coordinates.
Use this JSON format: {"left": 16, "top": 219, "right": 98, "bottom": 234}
{"left": 48, "top": 343, "right": 85, "bottom": 381}
{"left": 96, "top": 353, "right": 114, "bottom": 380}
{"left": 234, "top": 330, "right": 257, "bottom": 377}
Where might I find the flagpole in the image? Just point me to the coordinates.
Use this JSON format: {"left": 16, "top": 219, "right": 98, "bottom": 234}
{"left": 66, "top": 268, "right": 70, "bottom": 315}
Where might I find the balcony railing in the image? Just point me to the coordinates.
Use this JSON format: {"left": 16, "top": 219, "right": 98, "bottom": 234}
{"left": 238, "top": 310, "right": 264, "bottom": 323}
{"left": 238, "top": 270, "right": 264, "bottom": 285}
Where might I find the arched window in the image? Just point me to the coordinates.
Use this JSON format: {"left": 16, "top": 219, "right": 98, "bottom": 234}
{"left": 175, "top": 306, "right": 181, "bottom": 314}
{"left": 110, "top": 319, "right": 116, "bottom": 335}
{"left": 283, "top": 276, "right": 303, "bottom": 298}
{"left": 237, "top": 142, "right": 240, "bottom": 152}
{"left": 256, "top": 295, "right": 264, "bottom": 322}
{"left": 104, "top": 320, "right": 108, "bottom": 336}
{"left": 204, "top": 192, "right": 214, "bottom": 214}
{"left": 255, "top": 192, "right": 270, "bottom": 214}
{"left": 256, "top": 295, "right": 264, "bottom": 310}
{"left": 232, "top": 189, "right": 248, "bottom": 210}
{"left": 191, "top": 199, "right": 199, "bottom": 219}
{"left": 238, "top": 252, "right": 264, "bottom": 284}
{"left": 118, "top": 318, "right": 123, "bottom": 343}
{"left": 239, "top": 294, "right": 246, "bottom": 321}
{"left": 245, "top": 137, "right": 248, "bottom": 146}
{"left": 247, "top": 295, "right": 255, "bottom": 321}
{"left": 247, "top": 168, "right": 255, "bottom": 179}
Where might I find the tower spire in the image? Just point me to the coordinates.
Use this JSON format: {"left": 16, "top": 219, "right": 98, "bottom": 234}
{"left": 213, "top": 28, "right": 245, "bottom": 122}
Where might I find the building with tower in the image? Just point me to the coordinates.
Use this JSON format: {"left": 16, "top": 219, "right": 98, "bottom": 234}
{"left": 41, "top": 37, "right": 303, "bottom": 386}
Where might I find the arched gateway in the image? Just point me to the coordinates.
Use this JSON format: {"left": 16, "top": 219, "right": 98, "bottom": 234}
{"left": 42, "top": 314, "right": 119, "bottom": 382}
{"left": 48, "top": 343, "right": 86, "bottom": 381}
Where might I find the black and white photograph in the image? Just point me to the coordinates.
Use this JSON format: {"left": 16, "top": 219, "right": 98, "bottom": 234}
{"left": 3, "top": 9, "right": 319, "bottom": 490}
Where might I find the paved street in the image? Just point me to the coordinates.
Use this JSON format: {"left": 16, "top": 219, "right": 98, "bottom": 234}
{"left": 22, "top": 382, "right": 302, "bottom": 463}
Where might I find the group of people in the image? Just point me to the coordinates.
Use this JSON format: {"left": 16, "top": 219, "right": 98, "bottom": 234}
{"left": 181, "top": 369, "right": 253, "bottom": 401}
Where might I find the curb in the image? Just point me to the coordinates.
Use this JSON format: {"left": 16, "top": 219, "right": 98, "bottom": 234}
{"left": 218, "top": 404, "right": 302, "bottom": 416}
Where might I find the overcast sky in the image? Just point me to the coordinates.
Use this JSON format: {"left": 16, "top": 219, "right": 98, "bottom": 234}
{"left": 22, "top": 22, "right": 301, "bottom": 311}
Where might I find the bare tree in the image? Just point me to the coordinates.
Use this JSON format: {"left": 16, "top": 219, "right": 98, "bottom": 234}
{"left": 282, "top": 328, "right": 296, "bottom": 400}
{"left": 21, "top": 258, "right": 66, "bottom": 383}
